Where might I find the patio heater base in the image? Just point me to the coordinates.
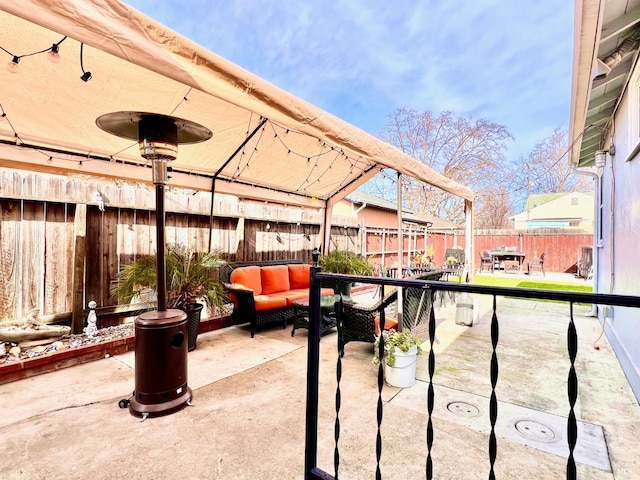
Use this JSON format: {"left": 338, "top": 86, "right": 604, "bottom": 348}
{"left": 129, "top": 309, "right": 193, "bottom": 418}
{"left": 129, "top": 387, "right": 193, "bottom": 418}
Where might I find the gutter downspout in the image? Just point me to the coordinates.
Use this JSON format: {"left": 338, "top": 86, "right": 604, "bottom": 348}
{"left": 572, "top": 164, "right": 599, "bottom": 316}
{"left": 353, "top": 202, "right": 367, "bottom": 216}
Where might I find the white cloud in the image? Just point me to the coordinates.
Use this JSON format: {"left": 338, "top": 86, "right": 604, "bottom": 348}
{"left": 125, "top": 0, "right": 573, "bottom": 160}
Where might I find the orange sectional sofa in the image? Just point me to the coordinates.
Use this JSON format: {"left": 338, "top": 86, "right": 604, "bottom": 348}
{"left": 223, "top": 261, "right": 333, "bottom": 337}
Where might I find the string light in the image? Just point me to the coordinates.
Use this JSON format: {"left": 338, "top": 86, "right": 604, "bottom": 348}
{"left": 47, "top": 43, "right": 61, "bottom": 63}
{"left": 79, "top": 43, "right": 92, "bottom": 82}
{"left": 1, "top": 36, "right": 67, "bottom": 72}
{"left": 1, "top": 89, "right": 370, "bottom": 202}
{"left": 169, "top": 87, "right": 192, "bottom": 115}
{"left": 7, "top": 56, "right": 19, "bottom": 73}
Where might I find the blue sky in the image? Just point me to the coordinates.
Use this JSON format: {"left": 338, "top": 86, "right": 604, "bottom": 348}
{"left": 125, "top": 0, "right": 574, "bottom": 162}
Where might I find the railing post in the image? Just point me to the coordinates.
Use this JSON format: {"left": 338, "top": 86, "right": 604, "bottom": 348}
{"left": 566, "top": 302, "right": 578, "bottom": 480}
{"left": 304, "top": 250, "right": 323, "bottom": 478}
{"left": 488, "top": 295, "right": 499, "bottom": 480}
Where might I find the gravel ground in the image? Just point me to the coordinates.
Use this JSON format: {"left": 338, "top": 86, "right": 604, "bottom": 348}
{"left": 1, "top": 323, "right": 135, "bottom": 363}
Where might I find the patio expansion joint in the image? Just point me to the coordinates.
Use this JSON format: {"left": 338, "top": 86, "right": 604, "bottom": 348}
{"left": 390, "top": 381, "right": 612, "bottom": 472}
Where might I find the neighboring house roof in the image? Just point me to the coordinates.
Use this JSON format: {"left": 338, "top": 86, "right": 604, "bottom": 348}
{"left": 569, "top": 0, "right": 640, "bottom": 167}
{"left": 523, "top": 191, "right": 594, "bottom": 211}
{"left": 344, "top": 190, "right": 461, "bottom": 230}
{"left": 525, "top": 192, "right": 571, "bottom": 210}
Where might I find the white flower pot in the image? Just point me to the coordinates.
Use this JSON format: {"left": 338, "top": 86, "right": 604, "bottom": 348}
{"left": 384, "top": 345, "right": 418, "bottom": 388}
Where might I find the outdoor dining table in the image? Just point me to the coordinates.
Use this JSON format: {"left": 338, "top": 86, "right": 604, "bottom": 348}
{"left": 290, "top": 293, "right": 350, "bottom": 337}
{"left": 490, "top": 250, "right": 525, "bottom": 272}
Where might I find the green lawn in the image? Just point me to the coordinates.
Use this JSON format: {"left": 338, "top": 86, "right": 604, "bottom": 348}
{"left": 471, "top": 275, "right": 592, "bottom": 292}
{"left": 468, "top": 274, "right": 592, "bottom": 304}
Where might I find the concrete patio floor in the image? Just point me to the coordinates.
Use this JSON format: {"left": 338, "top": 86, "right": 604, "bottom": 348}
{"left": 0, "top": 287, "right": 638, "bottom": 479}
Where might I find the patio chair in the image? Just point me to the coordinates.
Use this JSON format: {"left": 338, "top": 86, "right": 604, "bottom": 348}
{"left": 528, "top": 253, "right": 545, "bottom": 276}
{"left": 337, "top": 289, "right": 399, "bottom": 356}
{"left": 480, "top": 250, "right": 493, "bottom": 272}
{"left": 338, "top": 281, "right": 439, "bottom": 356}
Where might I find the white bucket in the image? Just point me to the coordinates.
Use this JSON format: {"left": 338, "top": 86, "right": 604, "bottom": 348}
{"left": 384, "top": 345, "right": 418, "bottom": 388}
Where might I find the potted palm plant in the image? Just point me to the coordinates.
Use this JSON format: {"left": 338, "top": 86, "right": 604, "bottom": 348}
{"left": 373, "top": 328, "right": 423, "bottom": 387}
{"left": 111, "top": 243, "right": 228, "bottom": 351}
{"left": 318, "top": 248, "right": 374, "bottom": 297}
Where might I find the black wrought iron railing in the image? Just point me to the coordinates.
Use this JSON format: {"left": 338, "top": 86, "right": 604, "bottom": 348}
{"left": 303, "top": 268, "right": 640, "bottom": 480}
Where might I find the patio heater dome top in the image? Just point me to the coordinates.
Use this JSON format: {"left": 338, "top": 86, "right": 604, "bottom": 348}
{"left": 96, "top": 111, "right": 212, "bottom": 160}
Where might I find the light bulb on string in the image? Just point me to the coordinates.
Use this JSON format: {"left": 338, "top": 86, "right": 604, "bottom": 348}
{"left": 47, "top": 43, "right": 60, "bottom": 63}
{"left": 79, "top": 43, "right": 92, "bottom": 82}
{"left": 7, "top": 56, "right": 20, "bottom": 73}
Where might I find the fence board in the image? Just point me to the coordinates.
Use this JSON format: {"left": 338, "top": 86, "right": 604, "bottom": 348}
{"left": 85, "top": 206, "right": 103, "bottom": 306}
{"left": 0, "top": 200, "right": 19, "bottom": 321}
{"left": 44, "top": 203, "right": 72, "bottom": 314}
{"left": 118, "top": 209, "right": 136, "bottom": 263}
{"left": 104, "top": 208, "right": 119, "bottom": 306}
{"left": 21, "top": 201, "right": 46, "bottom": 318}
{"left": 135, "top": 210, "right": 152, "bottom": 257}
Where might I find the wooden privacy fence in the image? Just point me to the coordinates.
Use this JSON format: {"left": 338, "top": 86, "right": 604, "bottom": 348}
{"left": 0, "top": 168, "right": 595, "bottom": 324}
{"left": 461, "top": 229, "right": 594, "bottom": 274}
{"left": 0, "top": 168, "right": 361, "bottom": 322}
{"left": 362, "top": 228, "right": 593, "bottom": 275}
{"left": 0, "top": 199, "right": 360, "bottom": 322}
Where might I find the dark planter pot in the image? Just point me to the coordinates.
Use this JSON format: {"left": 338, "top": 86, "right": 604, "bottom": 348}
{"left": 333, "top": 282, "right": 352, "bottom": 298}
{"left": 182, "top": 302, "right": 204, "bottom": 352}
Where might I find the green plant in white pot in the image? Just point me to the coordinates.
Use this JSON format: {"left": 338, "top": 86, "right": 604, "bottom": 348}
{"left": 373, "top": 328, "right": 423, "bottom": 387}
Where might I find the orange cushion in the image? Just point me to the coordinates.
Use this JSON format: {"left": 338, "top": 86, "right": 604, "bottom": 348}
{"left": 273, "top": 290, "right": 310, "bottom": 305}
{"left": 374, "top": 316, "right": 399, "bottom": 335}
{"left": 275, "top": 288, "right": 338, "bottom": 306}
{"left": 288, "top": 264, "right": 310, "bottom": 289}
{"left": 261, "top": 265, "right": 290, "bottom": 295}
{"left": 254, "top": 294, "right": 288, "bottom": 311}
{"left": 230, "top": 266, "right": 262, "bottom": 295}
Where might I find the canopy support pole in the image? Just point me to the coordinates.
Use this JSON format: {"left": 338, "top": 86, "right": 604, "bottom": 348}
{"left": 465, "top": 199, "right": 474, "bottom": 282}
{"left": 320, "top": 200, "right": 332, "bottom": 255}
{"left": 208, "top": 118, "right": 268, "bottom": 251}
{"left": 397, "top": 172, "right": 404, "bottom": 330}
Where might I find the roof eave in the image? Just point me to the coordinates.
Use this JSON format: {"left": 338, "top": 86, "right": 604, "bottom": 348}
{"left": 569, "top": 0, "right": 604, "bottom": 167}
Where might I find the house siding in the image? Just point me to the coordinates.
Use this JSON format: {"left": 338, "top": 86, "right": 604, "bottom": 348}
{"left": 598, "top": 65, "right": 640, "bottom": 402}
{"left": 512, "top": 192, "right": 594, "bottom": 231}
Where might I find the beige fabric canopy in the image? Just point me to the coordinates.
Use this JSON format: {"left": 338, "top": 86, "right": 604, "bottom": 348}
{"left": 0, "top": 0, "right": 473, "bottom": 209}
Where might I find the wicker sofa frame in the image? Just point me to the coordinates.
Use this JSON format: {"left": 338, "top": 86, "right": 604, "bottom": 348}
{"left": 221, "top": 259, "right": 332, "bottom": 337}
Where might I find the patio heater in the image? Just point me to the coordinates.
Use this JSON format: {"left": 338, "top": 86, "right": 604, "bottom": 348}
{"left": 96, "top": 112, "right": 212, "bottom": 418}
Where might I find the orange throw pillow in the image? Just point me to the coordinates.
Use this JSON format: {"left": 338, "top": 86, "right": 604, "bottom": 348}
{"left": 261, "top": 265, "right": 290, "bottom": 295}
{"left": 374, "top": 316, "right": 399, "bottom": 335}
{"left": 288, "top": 263, "right": 310, "bottom": 289}
{"left": 230, "top": 266, "right": 262, "bottom": 295}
